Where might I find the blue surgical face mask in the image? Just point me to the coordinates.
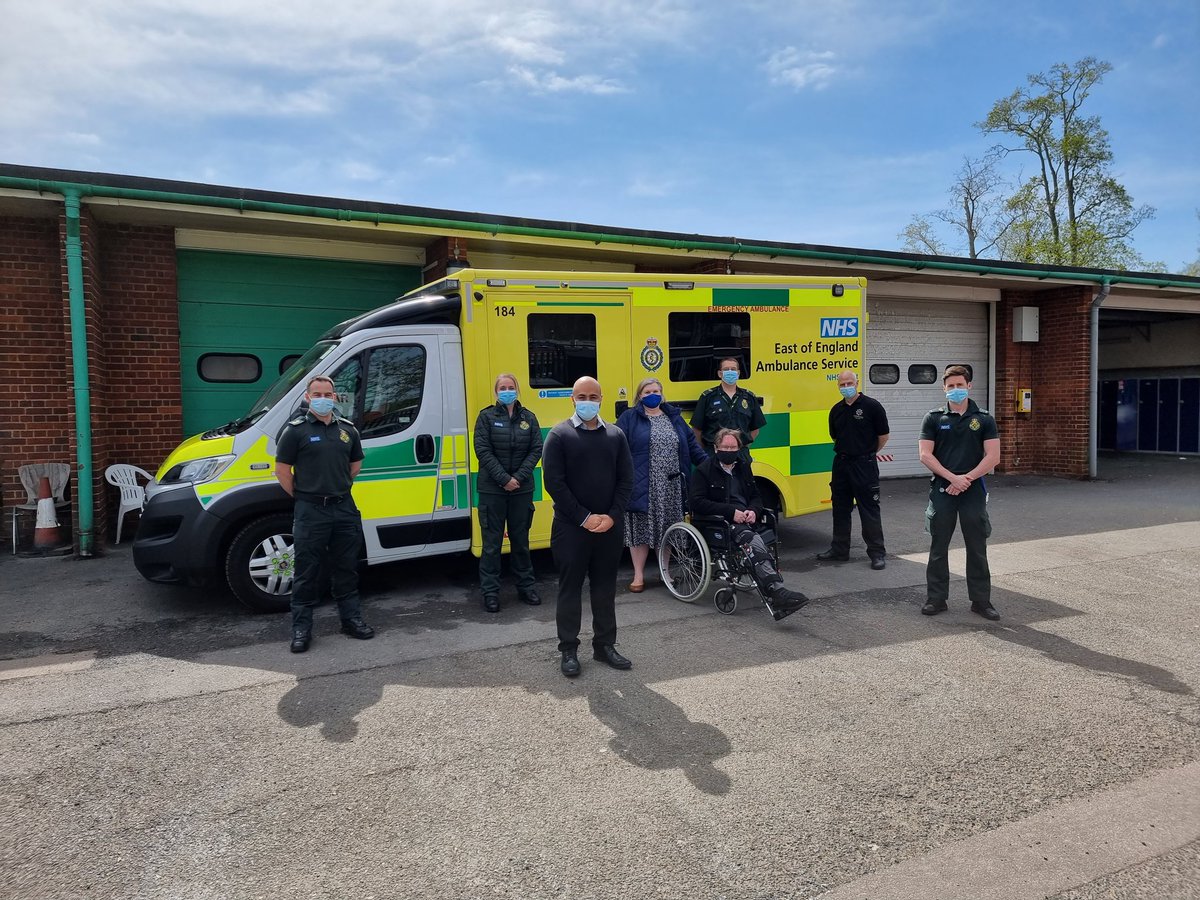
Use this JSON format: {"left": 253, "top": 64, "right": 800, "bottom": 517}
{"left": 945, "top": 387, "right": 969, "bottom": 404}
{"left": 839, "top": 385, "right": 857, "bottom": 399}
{"left": 721, "top": 370, "right": 739, "bottom": 385}
{"left": 575, "top": 400, "right": 600, "bottom": 421}
{"left": 497, "top": 389, "right": 518, "bottom": 406}
{"left": 640, "top": 393, "right": 662, "bottom": 408}
{"left": 309, "top": 396, "right": 337, "bottom": 416}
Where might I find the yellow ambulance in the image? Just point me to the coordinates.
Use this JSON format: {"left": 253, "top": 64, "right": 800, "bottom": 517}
{"left": 133, "top": 270, "right": 868, "bottom": 611}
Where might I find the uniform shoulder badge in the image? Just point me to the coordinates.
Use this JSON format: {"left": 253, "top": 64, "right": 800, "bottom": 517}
{"left": 288, "top": 415, "right": 306, "bottom": 426}
{"left": 977, "top": 408, "right": 991, "bottom": 416}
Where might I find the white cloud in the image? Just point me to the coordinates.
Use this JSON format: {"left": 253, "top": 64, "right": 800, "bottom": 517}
{"left": 765, "top": 48, "right": 839, "bottom": 91}
{"left": 1151, "top": 33, "right": 1170, "bottom": 50}
{"left": 626, "top": 176, "right": 675, "bottom": 198}
{"left": 339, "top": 160, "right": 382, "bottom": 181}
{"left": 0, "top": 1, "right": 688, "bottom": 124}
{"left": 508, "top": 66, "right": 628, "bottom": 95}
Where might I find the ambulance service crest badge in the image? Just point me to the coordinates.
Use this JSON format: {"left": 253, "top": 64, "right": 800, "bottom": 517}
{"left": 640, "top": 337, "right": 663, "bottom": 372}
{"left": 969, "top": 417, "right": 981, "bottom": 431}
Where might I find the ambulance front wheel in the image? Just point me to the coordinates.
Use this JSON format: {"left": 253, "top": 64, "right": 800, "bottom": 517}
{"left": 226, "top": 514, "right": 295, "bottom": 613}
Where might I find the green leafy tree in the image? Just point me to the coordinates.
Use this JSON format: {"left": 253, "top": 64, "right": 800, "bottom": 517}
{"left": 979, "top": 57, "right": 1154, "bottom": 268}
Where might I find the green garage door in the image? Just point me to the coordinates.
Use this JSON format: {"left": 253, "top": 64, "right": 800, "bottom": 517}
{"left": 177, "top": 250, "right": 421, "bottom": 435}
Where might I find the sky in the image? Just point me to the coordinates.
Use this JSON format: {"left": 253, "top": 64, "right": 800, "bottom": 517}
{"left": 3, "top": 0, "right": 1199, "bottom": 273}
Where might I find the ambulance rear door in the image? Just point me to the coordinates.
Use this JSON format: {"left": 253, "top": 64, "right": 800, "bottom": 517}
{"left": 480, "top": 283, "right": 632, "bottom": 551}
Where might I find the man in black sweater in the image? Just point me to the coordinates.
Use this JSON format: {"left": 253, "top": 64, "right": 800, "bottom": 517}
{"left": 542, "top": 376, "right": 634, "bottom": 678}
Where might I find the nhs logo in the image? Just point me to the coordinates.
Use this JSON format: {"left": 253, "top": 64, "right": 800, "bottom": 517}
{"left": 820, "top": 317, "right": 859, "bottom": 337}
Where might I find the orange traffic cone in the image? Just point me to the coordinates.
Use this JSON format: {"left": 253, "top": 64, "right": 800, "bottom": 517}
{"left": 33, "top": 476, "right": 65, "bottom": 550}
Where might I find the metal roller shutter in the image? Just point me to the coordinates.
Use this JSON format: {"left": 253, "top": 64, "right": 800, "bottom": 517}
{"left": 864, "top": 298, "right": 991, "bottom": 478}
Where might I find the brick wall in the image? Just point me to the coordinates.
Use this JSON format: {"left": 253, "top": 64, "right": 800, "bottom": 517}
{"left": 92, "top": 222, "right": 181, "bottom": 540}
{"left": 0, "top": 216, "right": 74, "bottom": 546}
{"left": 995, "top": 285, "right": 1094, "bottom": 477}
{"left": 1, "top": 211, "right": 180, "bottom": 551}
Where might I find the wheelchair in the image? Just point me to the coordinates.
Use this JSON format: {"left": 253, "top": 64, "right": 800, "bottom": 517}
{"left": 658, "top": 511, "right": 781, "bottom": 616}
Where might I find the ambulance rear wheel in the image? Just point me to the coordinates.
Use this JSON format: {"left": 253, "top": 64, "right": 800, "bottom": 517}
{"left": 226, "top": 514, "right": 295, "bottom": 613}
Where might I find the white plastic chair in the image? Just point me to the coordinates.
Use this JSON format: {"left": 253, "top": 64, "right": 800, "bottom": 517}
{"left": 12, "top": 463, "right": 72, "bottom": 554}
{"left": 105, "top": 464, "right": 153, "bottom": 543}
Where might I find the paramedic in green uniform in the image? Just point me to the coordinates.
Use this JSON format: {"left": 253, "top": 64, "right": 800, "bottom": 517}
{"left": 918, "top": 365, "right": 1001, "bottom": 621}
{"left": 690, "top": 357, "right": 766, "bottom": 462}
{"left": 473, "top": 373, "right": 543, "bottom": 613}
{"left": 275, "top": 375, "right": 375, "bottom": 653}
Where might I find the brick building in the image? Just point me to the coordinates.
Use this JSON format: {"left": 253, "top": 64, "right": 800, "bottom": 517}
{"left": 2, "top": 163, "right": 1198, "bottom": 552}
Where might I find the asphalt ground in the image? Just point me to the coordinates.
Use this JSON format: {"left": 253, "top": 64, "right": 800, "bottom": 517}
{"left": 0, "top": 452, "right": 1198, "bottom": 899}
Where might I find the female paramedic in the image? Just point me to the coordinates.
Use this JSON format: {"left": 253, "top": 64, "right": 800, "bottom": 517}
{"left": 473, "top": 373, "right": 543, "bottom": 613}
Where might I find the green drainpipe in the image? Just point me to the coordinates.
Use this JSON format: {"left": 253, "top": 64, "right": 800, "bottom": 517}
{"left": 63, "top": 189, "right": 94, "bottom": 556}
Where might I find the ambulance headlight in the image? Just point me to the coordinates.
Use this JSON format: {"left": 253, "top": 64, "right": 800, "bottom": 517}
{"left": 161, "top": 455, "right": 236, "bottom": 485}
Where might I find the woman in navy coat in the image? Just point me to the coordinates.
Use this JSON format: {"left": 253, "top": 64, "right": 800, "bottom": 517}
{"left": 615, "top": 377, "right": 707, "bottom": 591}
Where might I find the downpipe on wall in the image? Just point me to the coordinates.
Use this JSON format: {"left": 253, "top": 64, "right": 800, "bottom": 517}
{"left": 1088, "top": 279, "right": 1112, "bottom": 480}
{"left": 63, "top": 190, "right": 95, "bottom": 556}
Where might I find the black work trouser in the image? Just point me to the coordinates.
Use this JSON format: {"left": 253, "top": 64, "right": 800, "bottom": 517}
{"left": 477, "top": 491, "right": 536, "bottom": 596}
{"left": 829, "top": 456, "right": 885, "bottom": 559}
{"left": 291, "top": 498, "right": 364, "bottom": 631}
{"left": 552, "top": 517, "right": 624, "bottom": 653}
{"left": 925, "top": 479, "right": 992, "bottom": 608}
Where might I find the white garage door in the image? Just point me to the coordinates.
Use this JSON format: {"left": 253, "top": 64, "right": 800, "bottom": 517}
{"left": 865, "top": 298, "right": 991, "bottom": 478}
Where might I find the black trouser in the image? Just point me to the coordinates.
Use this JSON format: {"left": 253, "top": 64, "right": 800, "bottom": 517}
{"left": 291, "top": 498, "right": 363, "bottom": 631}
{"left": 925, "top": 479, "right": 992, "bottom": 608}
{"left": 477, "top": 491, "right": 536, "bottom": 596}
{"left": 829, "top": 455, "right": 885, "bottom": 559}
{"left": 552, "top": 517, "right": 624, "bottom": 653}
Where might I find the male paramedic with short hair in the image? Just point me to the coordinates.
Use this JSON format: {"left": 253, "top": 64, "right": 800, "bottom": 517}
{"left": 690, "top": 357, "right": 766, "bottom": 462}
{"left": 275, "top": 375, "right": 375, "bottom": 653}
{"left": 917, "top": 365, "right": 1001, "bottom": 621}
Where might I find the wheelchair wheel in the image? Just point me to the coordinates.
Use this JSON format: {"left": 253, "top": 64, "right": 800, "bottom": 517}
{"left": 714, "top": 588, "right": 737, "bottom": 615}
{"left": 659, "top": 522, "right": 711, "bottom": 603}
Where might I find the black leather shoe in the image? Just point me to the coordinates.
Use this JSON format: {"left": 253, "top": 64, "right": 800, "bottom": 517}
{"left": 340, "top": 618, "right": 375, "bottom": 639}
{"left": 971, "top": 603, "right": 1001, "bottom": 621}
{"left": 816, "top": 549, "right": 850, "bottom": 561}
{"left": 518, "top": 589, "right": 542, "bottom": 606}
{"left": 561, "top": 651, "right": 581, "bottom": 677}
{"left": 290, "top": 629, "right": 311, "bottom": 653}
{"left": 483, "top": 594, "right": 500, "bottom": 613}
{"left": 921, "top": 602, "right": 947, "bottom": 616}
{"left": 593, "top": 645, "right": 632, "bottom": 670}
{"left": 769, "top": 588, "right": 811, "bottom": 621}
{"left": 870, "top": 557, "right": 887, "bottom": 570}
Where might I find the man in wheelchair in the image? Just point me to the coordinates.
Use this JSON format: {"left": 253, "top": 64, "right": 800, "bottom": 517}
{"left": 688, "top": 428, "right": 811, "bottom": 621}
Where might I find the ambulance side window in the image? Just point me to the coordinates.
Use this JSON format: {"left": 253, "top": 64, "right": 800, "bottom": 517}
{"left": 359, "top": 345, "right": 427, "bottom": 439}
{"left": 528, "top": 314, "right": 597, "bottom": 388}
{"left": 667, "top": 312, "right": 752, "bottom": 382}
{"left": 328, "top": 357, "right": 363, "bottom": 420}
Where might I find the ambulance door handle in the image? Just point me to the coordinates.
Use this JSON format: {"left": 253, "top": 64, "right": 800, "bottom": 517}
{"left": 415, "top": 433, "right": 436, "bottom": 464}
